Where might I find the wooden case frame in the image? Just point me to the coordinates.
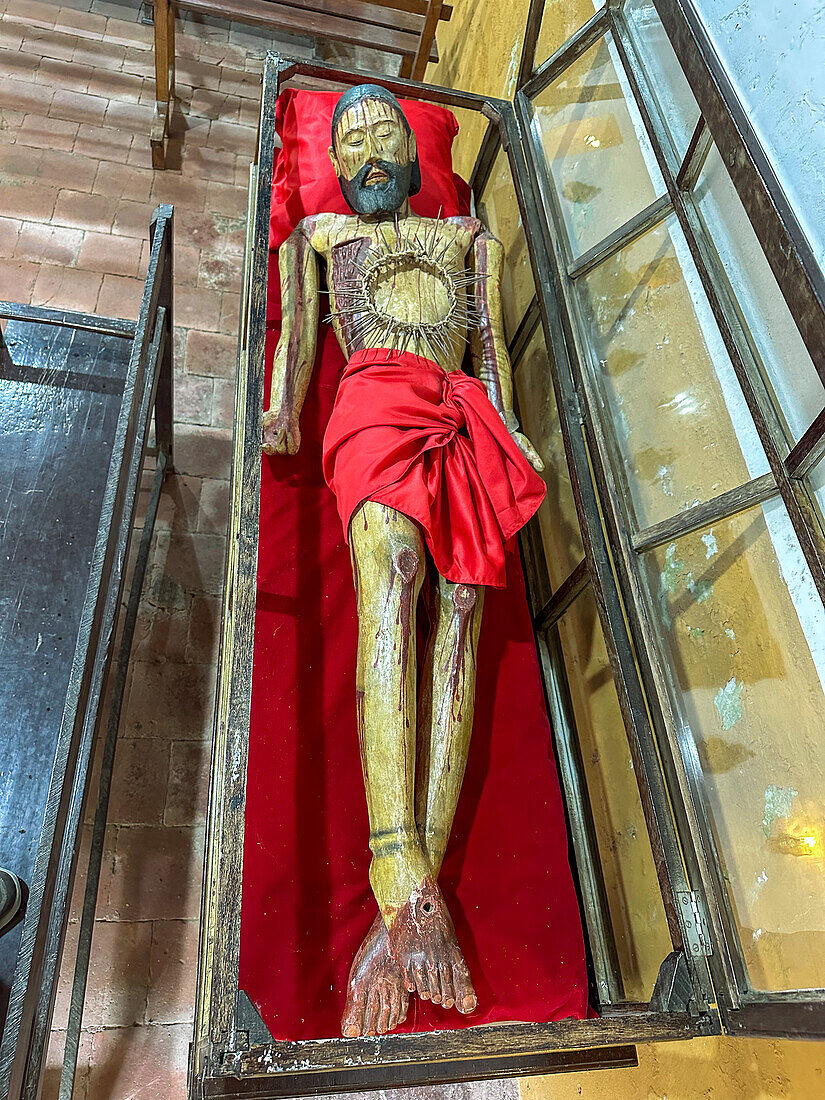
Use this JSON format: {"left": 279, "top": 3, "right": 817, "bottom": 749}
{"left": 188, "top": 55, "right": 730, "bottom": 1100}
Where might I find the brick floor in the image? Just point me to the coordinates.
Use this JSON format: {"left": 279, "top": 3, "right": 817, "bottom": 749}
{"left": 0, "top": 0, "right": 262, "bottom": 1095}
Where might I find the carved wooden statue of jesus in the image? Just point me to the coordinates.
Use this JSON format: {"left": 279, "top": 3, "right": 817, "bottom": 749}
{"left": 262, "top": 85, "right": 545, "bottom": 1038}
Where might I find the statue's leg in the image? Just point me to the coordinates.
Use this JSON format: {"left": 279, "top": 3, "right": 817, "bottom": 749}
{"left": 343, "top": 500, "right": 423, "bottom": 1037}
{"left": 408, "top": 576, "right": 484, "bottom": 1012}
{"left": 349, "top": 500, "right": 430, "bottom": 914}
{"left": 416, "top": 578, "right": 485, "bottom": 879}
{"left": 344, "top": 502, "right": 476, "bottom": 1030}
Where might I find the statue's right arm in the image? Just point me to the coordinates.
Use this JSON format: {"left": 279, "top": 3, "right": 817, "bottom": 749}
{"left": 262, "top": 218, "right": 320, "bottom": 455}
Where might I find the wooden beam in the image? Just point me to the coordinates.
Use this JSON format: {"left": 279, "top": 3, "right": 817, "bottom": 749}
{"left": 631, "top": 473, "right": 778, "bottom": 553}
{"left": 254, "top": 0, "right": 450, "bottom": 35}
{"left": 177, "top": 0, "right": 439, "bottom": 61}
{"left": 533, "top": 558, "right": 590, "bottom": 632}
{"left": 787, "top": 404, "right": 825, "bottom": 479}
{"left": 151, "top": 0, "right": 173, "bottom": 169}
{"left": 411, "top": 0, "right": 443, "bottom": 80}
{"left": 366, "top": 0, "right": 452, "bottom": 19}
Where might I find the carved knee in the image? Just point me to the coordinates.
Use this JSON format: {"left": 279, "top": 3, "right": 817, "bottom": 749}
{"left": 451, "top": 584, "right": 477, "bottom": 613}
{"left": 393, "top": 546, "right": 421, "bottom": 585}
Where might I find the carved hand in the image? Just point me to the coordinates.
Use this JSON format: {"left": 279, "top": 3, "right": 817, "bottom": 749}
{"left": 509, "top": 427, "right": 545, "bottom": 473}
{"left": 262, "top": 408, "right": 301, "bottom": 456}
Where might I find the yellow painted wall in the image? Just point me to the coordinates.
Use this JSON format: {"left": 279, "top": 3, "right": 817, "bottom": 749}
{"left": 522, "top": 1035, "right": 825, "bottom": 1099}
{"left": 430, "top": 0, "right": 532, "bottom": 177}
{"left": 432, "top": 1, "right": 825, "bottom": 1095}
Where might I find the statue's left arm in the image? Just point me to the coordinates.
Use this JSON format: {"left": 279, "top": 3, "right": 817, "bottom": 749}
{"left": 469, "top": 230, "right": 544, "bottom": 472}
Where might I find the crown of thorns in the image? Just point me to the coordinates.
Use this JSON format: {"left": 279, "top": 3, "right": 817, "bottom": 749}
{"left": 327, "top": 213, "right": 488, "bottom": 362}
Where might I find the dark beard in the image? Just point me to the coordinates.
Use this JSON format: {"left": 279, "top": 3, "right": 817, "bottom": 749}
{"left": 338, "top": 159, "right": 414, "bottom": 215}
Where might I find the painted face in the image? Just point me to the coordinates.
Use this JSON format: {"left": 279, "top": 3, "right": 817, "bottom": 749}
{"left": 329, "top": 97, "right": 418, "bottom": 215}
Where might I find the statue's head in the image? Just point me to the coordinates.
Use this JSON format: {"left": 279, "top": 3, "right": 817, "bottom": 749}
{"left": 329, "top": 84, "right": 421, "bottom": 216}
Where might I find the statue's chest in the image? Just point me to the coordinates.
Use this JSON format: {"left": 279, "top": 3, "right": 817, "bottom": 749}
{"left": 328, "top": 237, "right": 372, "bottom": 290}
{"left": 327, "top": 227, "right": 467, "bottom": 287}
{"left": 326, "top": 227, "right": 478, "bottom": 352}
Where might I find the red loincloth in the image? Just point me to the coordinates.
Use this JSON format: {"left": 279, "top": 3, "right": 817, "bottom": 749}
{"left": 322, "top": 347, "right": 547, "bottom": 589}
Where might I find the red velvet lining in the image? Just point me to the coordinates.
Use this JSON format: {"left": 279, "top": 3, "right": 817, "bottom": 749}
{"left": 240, "top": 319, "right": 589, "bottom": 1038}
{"left": 269, "top": 89, "right": 469, "bottom": 252}
{"left": 239, "top": 89, "right": 588, "bottom": 1039}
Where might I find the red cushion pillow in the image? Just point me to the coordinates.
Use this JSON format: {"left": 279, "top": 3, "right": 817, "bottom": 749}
{"left": 269, "top": 87, "right": 471, "bottom": 251}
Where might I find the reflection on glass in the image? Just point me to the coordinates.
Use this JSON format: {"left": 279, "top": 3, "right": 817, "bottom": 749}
{"left": 534, "top": 0, "right": 602, "bottom": 67}
{"left": 578, "top": 214, "right": 769, "bottom": 529}
{"left": 645, "top": 500, "right": 825, "bottom": 991}
{"left": 624, "top": 0, "right": 701, "bottom": 161}
{"left": 694, "top": 144, "right": 825, "bottom": 442}
{"left": 515, "top": 328, "right": 584, "bottom": 588}
{"left": 531, "top": 33, "right": 666, "bottom": 257}
{"left": 558, "top": 586, "right": 671, "bottom": 1000}
{"left": 805, "top": 457, "right": 825, "bottom": 540}
{"left": 477, "top": 148, "right": 536, "bottom": 341}
{"left": 451, "top": 104, "right": 487, "bottom": 186}
{"left": 694, "top": 0, "right": 825, "bottom": 274}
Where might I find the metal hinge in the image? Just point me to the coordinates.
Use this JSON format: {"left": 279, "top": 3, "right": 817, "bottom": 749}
{"left": 676, "top": 890, "right": 713, "bottom": 957}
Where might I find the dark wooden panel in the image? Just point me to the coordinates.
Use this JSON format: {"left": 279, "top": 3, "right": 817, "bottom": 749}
{"left": 204, "top": 1044, "right": 639, "bottom": 1097}
{"left": 178, "top": 0, "right": 440, "bottom": 61}
{"left": 0, "top": 322, "right": 130, "bottom": 1031}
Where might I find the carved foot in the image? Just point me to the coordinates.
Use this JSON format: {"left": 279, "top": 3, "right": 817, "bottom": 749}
{"left": 386, "top": 877, "right": 477, "bottom": 1014}
{"left": 341, "top": 914, "right": 410, "bottom": 1037}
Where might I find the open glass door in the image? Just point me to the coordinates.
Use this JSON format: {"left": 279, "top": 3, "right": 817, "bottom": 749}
{"left": 511, "top": 0, "right": 825, "bottom": 1040}
{"left": 475, "top": 149, "right": 679, "bottom": 1013}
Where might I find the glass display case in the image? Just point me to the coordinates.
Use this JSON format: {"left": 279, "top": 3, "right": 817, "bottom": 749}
{"left": 191, "top": 2, "right": 825, "bottom": 1095}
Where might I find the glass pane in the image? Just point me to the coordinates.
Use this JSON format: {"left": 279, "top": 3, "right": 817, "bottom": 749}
{"left": 558, "top": 586, "right": 672, "bottom": 1001}
{"left": 694, "top": 144, "right": 824, "bottom": 442}
{"left": 515, "top": 327, "right": 584, "bottom": 589}
{"left": 806, "top": 457, "right": 825, "bottom": 540}
{"left": 624, "top": 0, "right": 701, "bottom": 161}
{"left": 644, "top": 499, "right": 825, "bottom": 992}
{"left": 477, "top": 148, "right": 537, "bottom": 341}
{"left": 578, "top": 213, "right": 769, "bottom": 529}
{"left": 693, "top": 0, "right": 825, "bottom": 271}
{"left": 452, "top": 104, "right": 487, "bottom": 185}
{"left": 534, "top": 0, "right": 602, "bottom": 67}
{"left": 530, "top": 33, "right": 666, "bottom": 258}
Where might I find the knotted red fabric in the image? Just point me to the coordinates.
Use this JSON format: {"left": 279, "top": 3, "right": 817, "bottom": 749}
{"left": 322, "top": 347, "right": 547, "bottom": 588}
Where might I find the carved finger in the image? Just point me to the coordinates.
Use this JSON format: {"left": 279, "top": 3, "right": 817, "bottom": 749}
{"left": 426, "top": 962, "right": 442, "bottom": 1004}
{"left": 341, "top": 990, "right": 366, "bottom": 1038}
{"left": 412, "top": 960, "right": 430, "bottom": 999}
{"left": 386, "top": 991, "right": 401, "bottom": 1033}
{"left": 376, "top": 993, "right": 392, "bottom": 1035}
{"left": 452, "top": 961, "right": 477, "bottom": 1015}
{"left": 527, "top": 445, "right": 545, "bottom": 472}
{"left": 363, "top": 989, "right": 381, "bottom": 1036}
{"left": 514, "top": 432, "right": 544, "bottom": 472}
{"left": 438, "top": 963, "right": 455, "bottom": 1008}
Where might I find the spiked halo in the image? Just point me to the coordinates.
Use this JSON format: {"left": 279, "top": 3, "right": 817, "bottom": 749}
{"left": 328, "top": 212, "right": 488, "bottom": 362}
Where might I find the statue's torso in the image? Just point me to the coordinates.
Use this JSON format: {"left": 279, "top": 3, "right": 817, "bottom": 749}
{"left": 303, "top": 212, "right": 483, "bottom": 373}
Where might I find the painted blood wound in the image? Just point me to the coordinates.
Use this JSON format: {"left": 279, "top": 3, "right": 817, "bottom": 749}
{"left": 445, "top": 584, "right": 476, "bottom": 722}
{"left": 394, "top": 548, "right": 418, "bottom": 714}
